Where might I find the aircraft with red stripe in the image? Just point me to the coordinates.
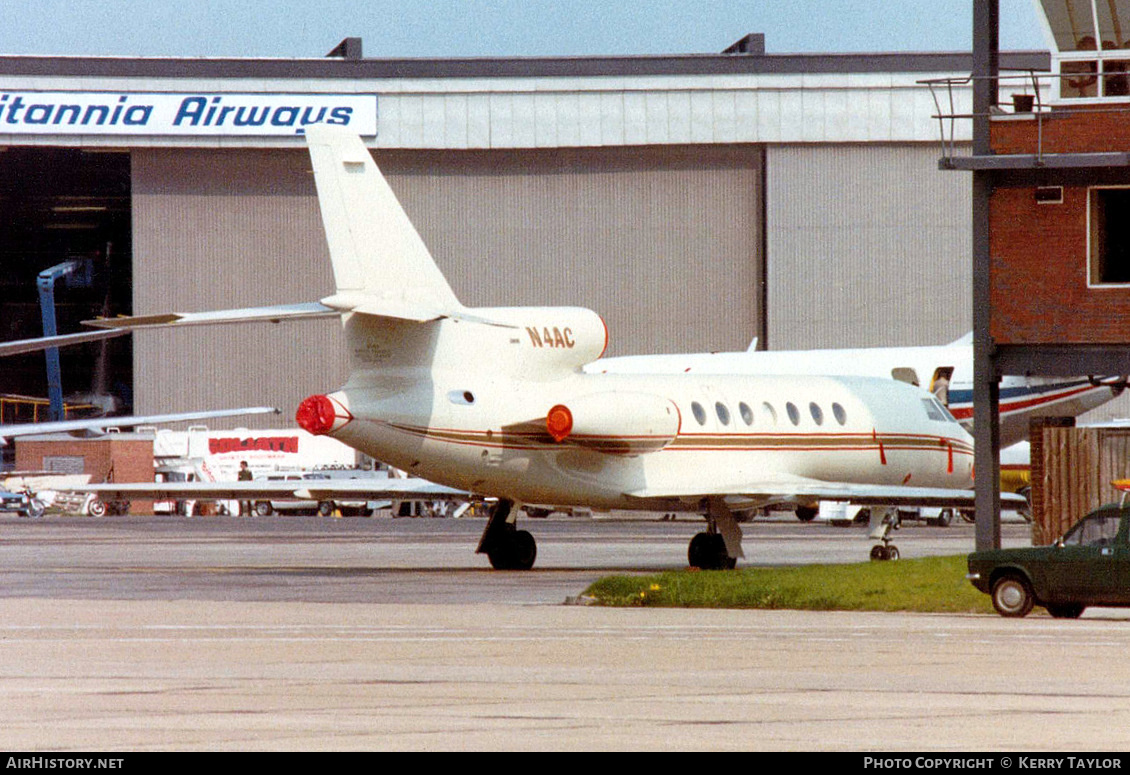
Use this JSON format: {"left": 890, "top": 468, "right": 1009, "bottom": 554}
{"left": 83, "top": 128, "right": 1019, "bottom": 570}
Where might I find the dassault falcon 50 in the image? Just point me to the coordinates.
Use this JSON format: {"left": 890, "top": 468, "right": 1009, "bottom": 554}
{"left": 86, "top": 128, "right": 996, "bottom": 570}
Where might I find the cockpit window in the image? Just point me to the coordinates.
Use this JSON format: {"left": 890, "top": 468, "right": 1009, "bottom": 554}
{"left": 934, "top": 398, "right": 959, "bottom": 424}
{"left": 921, "top": 398, "right": 947, "bottom": 422}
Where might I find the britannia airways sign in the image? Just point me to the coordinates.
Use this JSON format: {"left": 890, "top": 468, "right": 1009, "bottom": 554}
{"left": 0, "top": 92, "right": 377, "bottom": 136}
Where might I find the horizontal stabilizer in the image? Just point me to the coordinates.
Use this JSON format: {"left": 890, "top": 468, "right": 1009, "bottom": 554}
{"left": 83, "top": 303, "right": 338, "bottom": 330}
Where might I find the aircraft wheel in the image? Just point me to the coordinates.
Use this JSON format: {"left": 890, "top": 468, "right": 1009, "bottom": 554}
{"left": 688, "top": 532, "right": 734, "bottom": 570}
{"left": 488, "top": 529, "right": 537, "bottom": 571}
{"left": 886, "top": 545, "right": 899, "bottom": 561}
{"left": 991, "top": 574, "right": 1034, "bottom": 618}
{"left": 254, "top": 501, "right": 272, "bottom": 517}
{"left": 870, "top": 544, "right": 888, "bottom": 561}
{"left": 1046, "top": 603, "right": 1085, "bottom": 619}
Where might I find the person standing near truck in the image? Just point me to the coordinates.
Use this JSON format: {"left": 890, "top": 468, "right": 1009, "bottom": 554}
{"left": 238, "top": 460, "right": 253, "bottom": 516}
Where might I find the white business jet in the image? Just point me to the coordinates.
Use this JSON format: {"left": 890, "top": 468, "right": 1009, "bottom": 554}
{"left": 85, "top": 128, "right": 989, "bottom": 570}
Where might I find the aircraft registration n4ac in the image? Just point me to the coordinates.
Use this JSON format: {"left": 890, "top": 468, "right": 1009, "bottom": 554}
{"left": 87, "top": 127, "right": 988, "bottom": 571}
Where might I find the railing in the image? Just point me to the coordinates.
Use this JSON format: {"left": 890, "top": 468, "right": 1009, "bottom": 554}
{"left": 922, "top": 68, "right": 1130, "bottom": 166}
{"left": 0, "top": 394, "right": 99, "bottom": 425}
{"left": 920, "top": 70, "right": 1050, "bottom": 165}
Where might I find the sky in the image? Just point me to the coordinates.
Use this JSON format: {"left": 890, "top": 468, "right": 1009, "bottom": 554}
{"left": 0, "top": 0, "right": 1049, "bottom": 59}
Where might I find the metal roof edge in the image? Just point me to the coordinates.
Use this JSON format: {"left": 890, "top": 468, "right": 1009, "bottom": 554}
{"left": 0, "top": 50, "right": 1052, "bottom": 81}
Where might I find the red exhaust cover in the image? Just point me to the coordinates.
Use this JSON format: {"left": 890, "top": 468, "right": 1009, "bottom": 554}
{"left": 546, "top": 404, "right": 573, "bottom": 442}
{"left": 296, "top": 394, "right": 338, "bottom": 435}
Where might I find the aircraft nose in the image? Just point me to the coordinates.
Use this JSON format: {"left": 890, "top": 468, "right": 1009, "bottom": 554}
{"left": 296, "top": 393, "right": 352, "bottom": 435}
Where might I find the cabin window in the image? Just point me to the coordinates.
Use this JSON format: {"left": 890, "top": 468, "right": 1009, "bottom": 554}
{"left": 715, "top": 402, "right": 730, "bottom": 426}
{"left": 447, "top": 390, "right": 475, "bottom": 405}
{"left": 832, "top": 402, "right": 847, "bottom": 425}
{"left": 1089, "top": 187, "right": 1130, "bottom": 285}
{"left": 809, "top": 402, "right": 824, "bottom": 426}
{"left": 691, "top": 401, "right": 707, "bottom": 425}
{"left": 786, "top": 402, "right": 800, "bottom": 426}
{"left": 738, "top": 402, "right": 754, "bottom": 425}
{"left": 762, "top": 402, "right": 777, "bottom": 426}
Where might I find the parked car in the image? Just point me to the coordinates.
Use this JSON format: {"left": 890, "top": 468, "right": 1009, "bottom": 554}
{"left": 967, "top": 502, "right": 1130, "bottom": 618}
{"left": 0, "top": 487, "right": 45, "bottom": 518}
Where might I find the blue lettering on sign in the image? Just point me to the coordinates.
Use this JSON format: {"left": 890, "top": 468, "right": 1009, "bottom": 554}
{"left": 0, "top": 92, "right": 369, "bottom": 135}
{"left": 175, "top": 95, "right": 359, "bottom": 133}
{"left": 0, "top": 93, "right": 155, "bottom": 127}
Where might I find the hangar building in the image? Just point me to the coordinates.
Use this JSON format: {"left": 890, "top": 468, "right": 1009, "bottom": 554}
{"left": 0, "top": 36, "right": 1050, "bottom": 427}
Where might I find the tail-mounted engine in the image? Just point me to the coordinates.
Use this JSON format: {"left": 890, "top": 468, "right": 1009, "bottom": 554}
{"left": 545, "top": 391, "right": 681, "bottom": 455}
{"left": 479, "top": 306, "right": 607, "bottom": 376}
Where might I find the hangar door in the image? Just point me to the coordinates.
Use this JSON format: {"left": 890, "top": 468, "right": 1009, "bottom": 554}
{"left": 131, "top": 145, "right": 761, "bottom": 421}
{"left": 765, "top": 144, "right": 972, "bottom": 350}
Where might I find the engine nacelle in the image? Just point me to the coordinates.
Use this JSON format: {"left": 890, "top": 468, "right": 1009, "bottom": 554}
{"left": 475, "top": 306, "right": 608, "bottom": 376}
{"left": 546, "top": 391, "right": 681, "bottom": 455}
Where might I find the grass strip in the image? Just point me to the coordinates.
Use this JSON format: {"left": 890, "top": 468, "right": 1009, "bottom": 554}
{"left": 582, "top": 554, "right": 993, "bottom": 613}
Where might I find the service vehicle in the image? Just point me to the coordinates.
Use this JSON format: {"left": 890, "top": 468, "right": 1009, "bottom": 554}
{"left": 0, "top": 486, "right": 44, "bottom": 517}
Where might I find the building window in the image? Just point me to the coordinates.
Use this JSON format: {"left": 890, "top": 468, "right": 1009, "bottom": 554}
{"left": 44, "top": 455, "right": 84, "bottom": 474}
{"left": 1090, "top": 187, "right": 1130, "bottom": 284}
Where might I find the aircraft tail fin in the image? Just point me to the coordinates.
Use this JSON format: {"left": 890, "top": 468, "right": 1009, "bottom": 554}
{"left": 304, "top": 127, "right": 462, "bottom": 317}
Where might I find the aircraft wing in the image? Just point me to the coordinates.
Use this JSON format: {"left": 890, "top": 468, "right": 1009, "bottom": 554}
{"left": 626, "top": 474, "right": 1027, "bottom": 509}
{"left": 64, "top": 478, "right": 471, "bottom": 502}
{"left": 0, "top": 406, "right": 280, "bottom": 443}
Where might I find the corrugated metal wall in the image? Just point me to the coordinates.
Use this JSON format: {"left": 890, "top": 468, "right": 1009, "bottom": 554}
{"left": 764, "top": 144, "right": 972, "bottom": 350}
{"left": 131, "top": 145, "right": 762, "bottom": 422}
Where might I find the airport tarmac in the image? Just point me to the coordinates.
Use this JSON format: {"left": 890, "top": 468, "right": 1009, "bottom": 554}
{"left": 2, "top": 512, "right": 1128, "bottom": 751}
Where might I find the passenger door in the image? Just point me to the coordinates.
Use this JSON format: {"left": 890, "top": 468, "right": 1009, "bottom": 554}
{"left": 1044, "top": 510, "right": 1130, "bottom": 603}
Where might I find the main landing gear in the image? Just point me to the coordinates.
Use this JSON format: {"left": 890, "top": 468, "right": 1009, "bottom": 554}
{"left": 687, "top": 499, "right": 744, "bottom": 570}
{"left": 476, "top": 499, "right": 537, "bottom": 570}
{"left": 868, "top": 507, "right": 900, "bottom": 561}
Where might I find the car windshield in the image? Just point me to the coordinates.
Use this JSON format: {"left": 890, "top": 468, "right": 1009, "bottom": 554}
{"left": 1061, "top": 511, "right": 1123, "bottom": 547}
